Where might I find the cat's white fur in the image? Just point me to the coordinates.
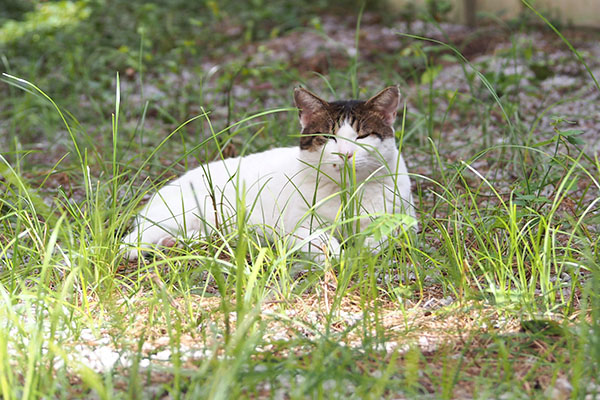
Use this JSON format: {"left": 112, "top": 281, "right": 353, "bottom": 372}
{"left": 122, "top": 88, "right": 416, "bottom": 260}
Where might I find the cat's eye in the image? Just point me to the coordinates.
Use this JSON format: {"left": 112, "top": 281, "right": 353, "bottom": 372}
{"left": 326, "top": 134, "right": 337, "bottom": 142}
{"left": 357, "top": 132, "right": 382, "bottom": 140}
{"left": 356, "top": 132, "right": 384, "bottom": 140}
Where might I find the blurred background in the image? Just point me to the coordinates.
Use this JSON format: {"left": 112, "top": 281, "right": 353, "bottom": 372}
{"left": 1, "top": 0, "right": 599, "bottom": 195}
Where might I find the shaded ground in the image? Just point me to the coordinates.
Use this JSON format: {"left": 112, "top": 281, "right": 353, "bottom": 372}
{"left": 4, "top": 14, "right": 599, "bottom": 206}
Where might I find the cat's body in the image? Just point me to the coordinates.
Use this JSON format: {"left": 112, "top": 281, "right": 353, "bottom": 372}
{"left": 122, "top": 86, "right": 416, "bottom": 260}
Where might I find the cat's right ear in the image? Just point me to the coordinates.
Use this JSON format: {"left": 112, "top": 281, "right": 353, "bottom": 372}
{"left": 366, "top": 86, "right": 401, "bottom": 126}
{"left": 294, "top": 87, "right": 329, "bottom": 129}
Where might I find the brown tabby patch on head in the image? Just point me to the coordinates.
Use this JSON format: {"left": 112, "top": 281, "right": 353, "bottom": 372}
{"left": 294, "top": 86, "right": 400, "bottom": 151}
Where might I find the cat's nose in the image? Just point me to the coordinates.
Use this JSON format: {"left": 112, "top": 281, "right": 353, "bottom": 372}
{"left": 337, "top": 152, "right": 353, "bottom": 161}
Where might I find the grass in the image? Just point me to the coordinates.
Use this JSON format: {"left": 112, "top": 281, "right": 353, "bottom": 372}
{"left": 1, "top": 0, "right": 600, "bottom": 398}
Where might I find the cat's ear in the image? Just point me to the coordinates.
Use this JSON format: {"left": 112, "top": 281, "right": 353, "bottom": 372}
{"left": 294, "top": 87, "right": 329, "bottom": 129}
{"left": 366, "top": 86, "right": 400, "bottom": 126}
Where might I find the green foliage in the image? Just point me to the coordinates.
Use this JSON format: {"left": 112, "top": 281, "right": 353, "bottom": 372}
{"left": 0, "top": 0, "right": 35, "bottom": 23}
{"left": 426, "top": 0, "right": 453, "bottom": 21}
{"left": 0, "top": 0, "right": 599, "bottom": 398}
{"left": 0, "top": 1, "right": 91, "bottom": 44}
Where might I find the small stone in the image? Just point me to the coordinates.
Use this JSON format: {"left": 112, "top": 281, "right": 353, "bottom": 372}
{"left": 152, "top": 350, "right": 171, "bottom": 361}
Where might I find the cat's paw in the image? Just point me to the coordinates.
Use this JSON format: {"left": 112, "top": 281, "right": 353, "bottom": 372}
{"left": 119, "top": 243, "right": 142, "bottom": 261}
{"left": 363, "top": 235, "right": 382, "bottom": 251}
{"left": 362, "top": 235, "right": 394, "bottom": 256}
{"left": 321, "top": 235, "right": 342, "bottom": 258}
{"left": 119, "top": 235, "right": 179, "bottom": 261}
{"left": 309, "top": 234, "right": 340, "bottom": 264}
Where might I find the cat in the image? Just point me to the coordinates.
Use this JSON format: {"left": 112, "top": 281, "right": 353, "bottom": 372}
{"left": 122, "top": 86, "right": 416, "bottom": 260}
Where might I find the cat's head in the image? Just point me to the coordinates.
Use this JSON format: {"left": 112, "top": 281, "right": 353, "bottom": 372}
{"left": 294, "top": 86, "right": 401, "bottom": 180}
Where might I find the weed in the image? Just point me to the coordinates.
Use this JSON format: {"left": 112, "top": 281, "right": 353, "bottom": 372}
{"left": 1, "top": 1, "right": 600, "bottom": 398}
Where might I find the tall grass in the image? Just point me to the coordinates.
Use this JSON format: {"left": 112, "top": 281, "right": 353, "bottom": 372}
{"left": 1, "top": 3, "right": 600, "bottom": 398}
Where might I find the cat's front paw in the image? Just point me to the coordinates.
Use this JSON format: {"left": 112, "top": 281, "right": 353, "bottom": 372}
{"left": 362, "top": 235, "right": 391, "bottom": 255}
{"left": 119, "top": 234, "right": 179, "bottom": 261}
{"left": 293, "top": 231, "right": 340, "bottom": 263}
{"left": 363, "top": 235, "right": 381, "bottom": 250}
{"left": 119, "top": 243, "right": 141, "bottom": 261}
{"left": 309, "top": 234, "right": 340, "bottom": 264}
{"left": 120, "top": 231, "right": 141, "bottom": 260}
{"left": 323, "top": 235, "right": 341, "bottom": 258}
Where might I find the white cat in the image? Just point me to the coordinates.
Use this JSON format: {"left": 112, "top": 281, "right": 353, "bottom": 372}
{"left": 122, "top": 86, "right": 416, "bottom": 260}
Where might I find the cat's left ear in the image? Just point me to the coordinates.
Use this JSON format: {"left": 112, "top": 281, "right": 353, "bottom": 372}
{"left": 294, "top": 87, "right": 329, "bottom": 129}
{"left": 366, "top": 86, "right": 400, "bottom": 126}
